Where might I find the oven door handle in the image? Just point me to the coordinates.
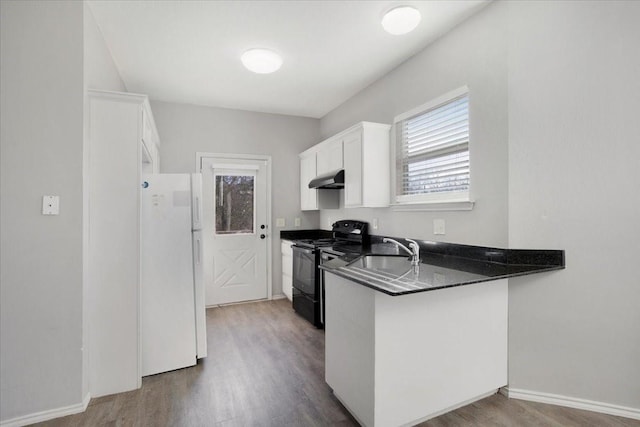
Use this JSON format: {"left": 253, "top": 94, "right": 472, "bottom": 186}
{"left": 321, "top": 253, "right": 338, "bottom": 262}
{"left": 320, "top": 279, "right": 324, "bottom": 326}
{"left": 292, "top": 245, "right": 315, "bottom": 254}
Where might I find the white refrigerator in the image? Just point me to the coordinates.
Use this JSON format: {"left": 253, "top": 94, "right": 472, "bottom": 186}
{"left": 141, "top": 173, "right": 206, "bottom": 376}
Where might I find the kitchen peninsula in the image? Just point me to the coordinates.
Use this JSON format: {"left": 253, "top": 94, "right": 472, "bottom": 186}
{"left": 321, "top": 239, "right": 564, "bottom": 426}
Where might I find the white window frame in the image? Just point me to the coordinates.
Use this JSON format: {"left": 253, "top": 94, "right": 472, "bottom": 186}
{"left": 213, "top": 170, "right": 257, "bottom": 236}
{"left": 391, "top": 86, "right": 474, "bottom": 211}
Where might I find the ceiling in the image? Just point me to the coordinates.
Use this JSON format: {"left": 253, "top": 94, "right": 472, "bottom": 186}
{"left": 88, "top": 1, "right": 490, "bottom": 118}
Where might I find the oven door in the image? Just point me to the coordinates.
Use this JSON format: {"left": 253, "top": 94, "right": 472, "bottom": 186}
{"left": 292, "top": 286, "right": 317, "bottom": 326}
{"left": 292, "top": 245, "right": 317, "bottom": 296}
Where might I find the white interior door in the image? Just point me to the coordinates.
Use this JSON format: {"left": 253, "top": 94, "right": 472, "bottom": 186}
{"left": 201, "top": 156, "right": 270, "bottom": 305}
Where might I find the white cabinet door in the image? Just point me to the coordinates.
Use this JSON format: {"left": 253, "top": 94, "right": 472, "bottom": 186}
{"left": 343, "top": 123, "right": 391, "bottom": 208}
{"left": 343, "top": 130, "right": 363, "bottom": 207}
{"left": 299, "top": 150, "right": 340, "bottom": 211}
{"left": 300, "top": 151, "right": 318, "bottom": 210}
{"left": 316, "top": 138, "right": 343, "bottom": 175}
{"left": 360, "top": 124, "right": 390, "bottom": 207}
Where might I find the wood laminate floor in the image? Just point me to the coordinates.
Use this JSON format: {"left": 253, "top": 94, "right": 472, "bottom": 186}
{"left": 32, "top": 299, "right": 638, "bottom": 427}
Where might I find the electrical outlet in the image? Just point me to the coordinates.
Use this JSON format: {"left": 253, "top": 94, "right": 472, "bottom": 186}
{"left": 276, "top": 218, "right": 286, "bottom": 227}
{"left": 294, "top": 217, "right": 301, "bottom": 227}
{"left": 433, "top": 219, "right": 445, "bottom": 235}
{"left": 327, "top": 217, "right": 333, "bottom": 229}
{"left": 372, "top": 218, "right": 379, "bottom": 229}
{"left": 42, "top": 195, "right": 60, "bottom": 215}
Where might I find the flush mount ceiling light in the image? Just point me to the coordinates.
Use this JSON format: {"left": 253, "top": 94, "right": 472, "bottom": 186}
{"left": 381, "top": 6, "right": 421, "bottom": 35}
{"left": 241, "top": 48, "right": 283, "bottom": 74}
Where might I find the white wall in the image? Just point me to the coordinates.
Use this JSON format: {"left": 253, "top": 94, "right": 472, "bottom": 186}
{"left": 84, "top": 3, "right": 127, "bottom": 92}
{"left": 150, "top": 101, "right": 321, "bottom": 297}
{"left": 1, "top": 0, "right": 127, "bottom": 423}
{"left": 319, "top": 2, "right": 509, "bottom": 247}
{"left": 507, "top": 0, "right": 640, "bottom": 410}
{"left": 1, "top": 0, "right": 85, "bottom": 422}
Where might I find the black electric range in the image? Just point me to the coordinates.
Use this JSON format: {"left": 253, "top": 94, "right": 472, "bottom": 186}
{"left": 291, "top": 220, "right": 369, "bottom": 328}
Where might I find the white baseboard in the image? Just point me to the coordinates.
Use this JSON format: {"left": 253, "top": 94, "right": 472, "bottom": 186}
{"left": 501, "top": 387, "right": 640, "bottom": 420}
{"left": 1, "top": 393, "right": 90, "bottom": 427}
{"left": 271, "top": 294, "right": 287, "bottom": 300}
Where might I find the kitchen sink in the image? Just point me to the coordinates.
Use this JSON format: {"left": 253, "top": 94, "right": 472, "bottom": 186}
{"left": 338, "top": 254, "right": 494, "bottom": 292}
{"left": 348, "top": 255, "right": 413, "bottom": 275}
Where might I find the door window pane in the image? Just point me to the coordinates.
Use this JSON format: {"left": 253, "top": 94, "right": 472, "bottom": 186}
{"left": 215, "top": 175, "right": 255, "bottom": 235}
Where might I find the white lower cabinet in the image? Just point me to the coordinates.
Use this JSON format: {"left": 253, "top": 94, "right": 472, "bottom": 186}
{"left": 324, "top": 272, "right": 508, "bottom": 427}
{"left": 281, "top": 240, "right": 293, "bottom": 300}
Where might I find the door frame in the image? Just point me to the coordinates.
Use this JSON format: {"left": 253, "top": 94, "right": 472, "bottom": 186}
{"left": 196, "top": 152, "right": 273, "bottom": 303}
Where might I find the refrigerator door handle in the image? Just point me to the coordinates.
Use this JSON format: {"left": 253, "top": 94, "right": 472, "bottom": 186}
{"left": 194, "top": 196, "right": 200, "bottom": 225}
{"left": 195, "top": 238, "right": 201, "bottom": 265}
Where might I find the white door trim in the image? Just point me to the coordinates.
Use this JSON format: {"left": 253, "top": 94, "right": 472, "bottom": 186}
{"left": 196, "top": 152, "right": 273, "bottom": 302}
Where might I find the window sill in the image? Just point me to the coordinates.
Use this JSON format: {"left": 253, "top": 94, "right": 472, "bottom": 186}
{"left": 390, "top": 200, "right": 475, "bottom": 212}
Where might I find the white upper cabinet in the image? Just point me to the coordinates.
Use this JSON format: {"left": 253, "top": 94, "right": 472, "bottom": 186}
{"left": 316, "top": 138, "right": 343, "bottom": 175}
{"left": 299, "top": 121, "right": 389, "bottom": 211}
{"left": 300, "top": 151, "right": 318, "bottom": 211}
{"left": 299, "top": 149, "right": 340, "bottom": 211}
{"left": 141, "top": 106, "right": 160, "bottom": 173}
{"left": 343, "top": 122, "right": 391, "bottom": 208}
{"left": 343, "top": 130, "right": 363, "bottom": 207}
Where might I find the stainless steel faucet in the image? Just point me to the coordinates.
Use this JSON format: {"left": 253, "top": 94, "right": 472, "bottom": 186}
{"left": 382, "top": 238, "right": 421, "bottom": 266}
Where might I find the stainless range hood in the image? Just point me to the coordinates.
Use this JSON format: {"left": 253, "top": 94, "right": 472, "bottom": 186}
{"left": 308, "top": 169, "right": 344, "bottom": 189}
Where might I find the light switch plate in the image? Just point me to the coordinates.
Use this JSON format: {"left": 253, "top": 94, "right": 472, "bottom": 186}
{"left": 372, "top": 218, "right": 379, "bottom": 229}
{"left": 433, "top": 218, "right": 445, "bottom": 235}
{"left": 276, "top": 218, "right": 286, "bottom": 227}
{"left": 42, "top": 195, "right": 60, "bottom": 215}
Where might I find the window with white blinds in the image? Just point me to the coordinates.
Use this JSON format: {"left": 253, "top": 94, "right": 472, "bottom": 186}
{"left": 394, "top": 88, "right": 470, "bottom": 204}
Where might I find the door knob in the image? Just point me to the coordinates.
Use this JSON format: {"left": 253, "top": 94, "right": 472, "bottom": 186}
{"left": 260, "top": 234, "right": 266, "bottom": 239}
{"left": 260, "top": 224, "right": 266, "bottom": 229}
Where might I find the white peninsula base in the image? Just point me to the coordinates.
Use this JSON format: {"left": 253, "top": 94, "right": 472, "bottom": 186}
{"left": 324, "top": 272, "right": 508, "bottom": 427}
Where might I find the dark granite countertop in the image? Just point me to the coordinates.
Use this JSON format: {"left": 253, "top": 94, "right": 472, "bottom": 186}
{"left": 320, "top": 237, "right": 565, "bottom": 296}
